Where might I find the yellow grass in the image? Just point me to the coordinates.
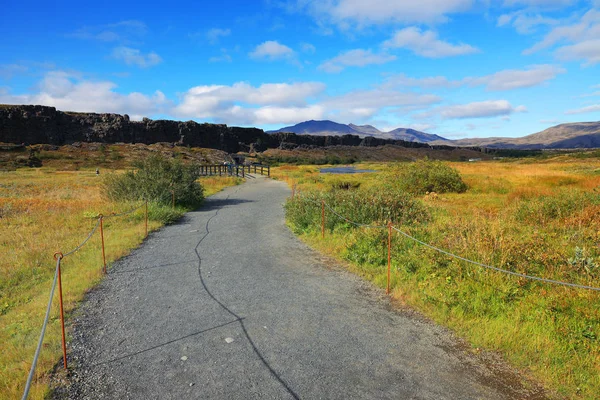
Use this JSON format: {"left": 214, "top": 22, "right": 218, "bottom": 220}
{"left": 275, "top": 155, "right": 600, "bottom": 399}
{"left": 0, "top": 167, "right": 240, "bottom": 399}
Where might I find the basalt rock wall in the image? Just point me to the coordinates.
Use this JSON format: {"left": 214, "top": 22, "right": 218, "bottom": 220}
{"left": 0, "top": 105, "right": 430, "bottom": 152}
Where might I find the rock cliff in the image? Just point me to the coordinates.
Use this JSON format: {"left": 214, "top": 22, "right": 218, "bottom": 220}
{"left": 0, "top": 105, "right": 429, "bottom": 152}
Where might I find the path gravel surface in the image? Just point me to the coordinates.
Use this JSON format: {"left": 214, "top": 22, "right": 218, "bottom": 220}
{"left": 55, "top": 175, "right": 549, "bottom": 399}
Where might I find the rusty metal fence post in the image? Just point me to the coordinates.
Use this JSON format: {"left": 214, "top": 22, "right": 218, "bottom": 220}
{"left": 321, "top": 200, "right": 325, "bottom": 239}
{"left": 387, "top": 221, "right": 392, "bottom": 295}
{"left": 99, "top": 215, "right": 107, "bottom": 274}
{"left": 53, "top": 252, "right": 67, "bottom": 369}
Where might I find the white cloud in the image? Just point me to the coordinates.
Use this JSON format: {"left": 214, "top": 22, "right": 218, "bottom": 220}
{"left": 299, "top": 0, "right": 474, "bottom": 26}
{"left": 382, "top": 27, "right": 479, "bottom": 58}
{"left": 579, "top": 90, "right": 600, "bottom": 98}
{"left": 523, "top": 9, "right": 600, "bottom": 65}
{"left": 206, "top": 28, "right": 231, "bottom": 45}
{"left": 384, "top": 73, "right": 459, "bottom": 89}
{"left": 502, "top": 0, "right": 577, "bottom": 8}
{"left": 172, "top": 79, "right": 440, "bottom": 125}
{"left": 318, "top": 49, "right": 396, "bottom": 73}
{"left": 497, "top": 12, "right": 558, "bottom": 34}
{"left": 68, "top": 20, "right": 147, "bottom": 42}
{"left": 420, "top": 100, "right": 527, "bottom": 119}
{"left": 387, "top": 65, "right": 564, "bottom": 91}
{"left": 0, "top": 72, "right": 439, "bottom": 127}
{"left": 252, "top": 105, "right": 325, "bottom": 124}
{"left": 249, "top": 41, "right": 295, "bottom": 60}
{"left": 555, "top": 39, "right": 600, "bottom": 66}
{"left": 464, "top": 64, "right": 565, "bottom": 90}
{"left": 0, "top": 64, "right": 28, "bottom": 79}
{"left": 172, "top": 81, "right": 326, "bottom": 124}
{"left": 301, "top": 43, "right": 316, "bottom": 53}
{"left": 0, "top": 70, "right": 169, "bottom": 117}
{"left": 112, "top": 46, "right": 162, "bottom": 68}
{"left": 323, "top": 88, "right": 440, "bottom": 121}
{"left": 209, "top": 48, "right": 232, "bottom": 63}
{"left": 209, "top": 54, "right": 232, "bottom": 63}
{"left": 565, "top": 104, "right": 600, "bottom": 114}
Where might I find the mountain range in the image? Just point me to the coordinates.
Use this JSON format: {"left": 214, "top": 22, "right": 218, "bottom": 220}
{"left": 269, "top": 120, "right": 600, "bottom": 149}
{"left": 268, "top": 120, "right": 447, "bottom": 143}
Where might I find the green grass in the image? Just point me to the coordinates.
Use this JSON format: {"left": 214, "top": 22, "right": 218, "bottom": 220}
{"left": 277, "top": 157, "right": 600, "bottom": 399}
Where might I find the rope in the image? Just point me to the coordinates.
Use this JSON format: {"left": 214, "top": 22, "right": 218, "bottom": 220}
{"left": 21, "top": 257, "right": 61, "bottom": 400}
{"left": 100, "top": 202, "right": 145, "bottom": 219}
{"left": 63, "top": 218, "right": 101, "bottom": 258}
{"left": 390, "top": 225, "right": 600, "bottom": 292}
{"left": 322, "top": 202, "right": 387, "bottom": 229}
{"left": 294, "top": 194, "right": 600, "bottom": 292}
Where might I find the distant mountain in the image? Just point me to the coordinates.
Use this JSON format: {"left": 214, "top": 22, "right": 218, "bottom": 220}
{"left": 269, "top": 120, "right": 448, "bottom": 143}
{"left": 439, "top": 121, "right": 600, "bottom": 149}
{"left": 269, "top": 120, "right": 357, "bottom": 136}
{"left": 348, "top": 123, "right": 382, "bottom": 136}
{"left": 387, "top": 128, "right": 448, "bottom": 143}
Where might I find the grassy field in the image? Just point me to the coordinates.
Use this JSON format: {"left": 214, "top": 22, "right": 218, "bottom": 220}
{"left": 275, "top": 154, "right": 600, "bottom": 399}
{"left": 0, "top": 165, "right": 241, "bottom": 399}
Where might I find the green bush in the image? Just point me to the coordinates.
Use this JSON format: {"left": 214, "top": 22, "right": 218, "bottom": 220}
{"left": 285, "top": 187, "right": 429, "bottom": 234}
{"left": 389, "top": 159, "right": 468, "bottom": 195}
{"left": 103, "top": 154, "right": 204, "bottom": 207}
{"left": 515, "top": 190, "right": 600, "bottom": 224}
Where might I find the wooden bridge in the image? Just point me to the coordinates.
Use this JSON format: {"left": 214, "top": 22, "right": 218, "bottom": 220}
{"left": 200, "top": 164, "right": 270, "bottom": 178}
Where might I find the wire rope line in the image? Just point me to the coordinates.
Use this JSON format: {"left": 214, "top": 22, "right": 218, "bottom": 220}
{"left": 62, "top": 218, "right": 102, "bottom": 258}
{"left": 294, "top": 194, "right": 600, "bottom": 292}
{"left": 21, "top": 257, "right": 61, "bottom": 400}
{"left": 323, "top": 202, "right": 388, "bottom": 229}
{"left": 100, "top": 202, "right": 145, "bottom": 219}
{"left": 390, "top": 225, "right": 600, "bottom": 292}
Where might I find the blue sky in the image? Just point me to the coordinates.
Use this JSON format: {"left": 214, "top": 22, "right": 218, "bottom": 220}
{"left": 0, "top": 0, "right": 599, "bottom": 139}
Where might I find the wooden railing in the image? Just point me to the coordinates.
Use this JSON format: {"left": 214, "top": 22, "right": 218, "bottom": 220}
{"left": 199, "top": 164, "right": 270, "bottom": 178}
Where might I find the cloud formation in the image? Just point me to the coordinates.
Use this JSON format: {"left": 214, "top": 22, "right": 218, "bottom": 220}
{"left": 112, "top": 47, "right": 162, "bottom": 68}
{"left": 464, "top": 64, "right": 566, "bottom": 90}
{"left": 383, "top": 27, "right": 479, "bottom": 58}
{"left": 299, "top": 0, "right": 474, "bottom": 26}
{"left": 206, "top": 28, "right": 231, "bottom": 45}
{"left": 387, "top": 65, "right": 564, "bottom": 91}
{"left": 318, "top": 49, "right": 396, "bottom": 73}
{"left": 0, "top": 64, "right": 28, "bottom": 79}
{"left": 0, "top": 70, "right": 169, "bottom": 118}
{"left": 68, "top": 20, "right": 148, "bottom": 43}
{"left": 565, "top": 104, "right": 600, "bottom": 114}
{"left": 523, "top": 9, "right": 600, "bottom": 65}
{"left": 249, "top": 41, "right": 295, "bottom": 60}
{"left": 419, "top": 100, "right": 527, "bottom": 119}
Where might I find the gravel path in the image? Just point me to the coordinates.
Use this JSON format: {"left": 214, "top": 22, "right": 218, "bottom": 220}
{"left": 55, "top": 175, "right": 549, "bottom": 399}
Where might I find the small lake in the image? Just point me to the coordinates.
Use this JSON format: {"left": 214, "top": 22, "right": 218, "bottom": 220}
{"left": 320, "top": 166, "right": 376, "bottom": 174}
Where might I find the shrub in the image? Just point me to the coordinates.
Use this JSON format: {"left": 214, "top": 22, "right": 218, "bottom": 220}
{"left": 285, "top": 187, "right": 429, "bottom": 234}
{"left": 389, "top": 159, "right": 468, "bottom": 195}
{"left": 103, "top": 154, "right": 204, "bottom": 207}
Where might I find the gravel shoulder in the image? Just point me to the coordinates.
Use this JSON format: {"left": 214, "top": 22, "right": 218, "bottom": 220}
{"left": 53, "top": 175, "right": 551, "bottom": 399}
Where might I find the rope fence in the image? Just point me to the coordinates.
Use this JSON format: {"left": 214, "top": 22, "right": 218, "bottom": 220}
{"left": 298, "top": 193, "right": 600, "bottom": 294}
{"left": 21, "top": 199, "right": 150, "bottom": 399}
{"left": 21, "top": 169, "right": 259, "bottom": 398}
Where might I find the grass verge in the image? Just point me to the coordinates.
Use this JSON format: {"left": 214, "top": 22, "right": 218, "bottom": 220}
{"left": 275, "top": 156, "right": 600, "bottom": 399}
{"left": 0, "top": 167, "right": 241, "bottom": 399}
